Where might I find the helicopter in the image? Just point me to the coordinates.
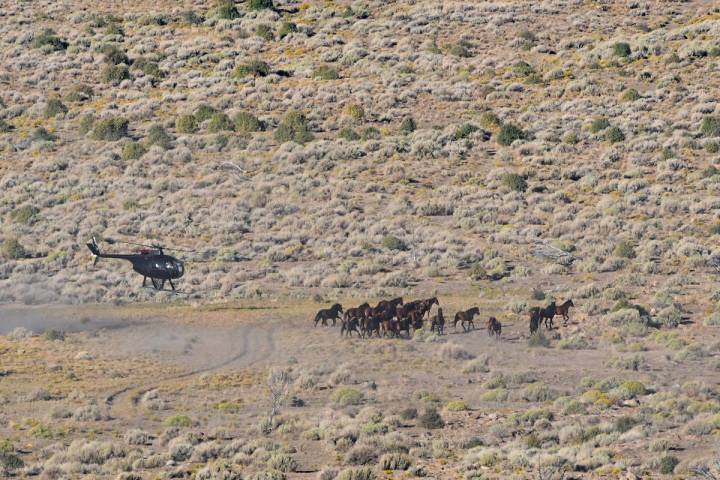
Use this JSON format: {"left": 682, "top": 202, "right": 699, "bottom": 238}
{"left": 86, "top": 237, "right": 187, "bottom": 291}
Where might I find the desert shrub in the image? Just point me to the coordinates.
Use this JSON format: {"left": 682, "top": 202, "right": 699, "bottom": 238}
{"left": 381, "top": 235, "right": 406, "bottom": 251}
{"left": 453, "top": 123, "right": 479, "bottom": 141}
{"left": 66, "top": 84, "right": 94, "bottom": 102}
{"left": 513, "top": 60, "right": 535, "bottom": 76}
{"left": 614, "top": 416, "right": 636, "bottom": 433}
{"left": 267, "top": 453, "right": 297, "bottom": 472}
{"left": 502, "top": 173, "right": 527, "bottom": 192}
{"left": 195, "top": 104, "right": 218, "bottom": 122}
{"left": 659, "top": 455, "right": 679, "bottom": 474}
{"left": 605, "top": 126, "right": 625, "bottom": 143}
{"left": 256, "top": 24, "right": 274, "bottom": 41}
{"left": 399, "top": 117, "right": 416, "bottom": 133}
{"left": 279, "top": 21, "right": 297, "bottom": 39}
{"left": 705, "top": 311, "right": 720, "bottom": 326}
{"left": 180, "top": 10, "right": 203, "bottom": 24}
{"left": 234, "top": 111, "right": 262, "bottom": 132}
{"left": 339, "top": 128, "right": 360, "bottom": 141}
{"left": 479, "top": 111, "right": 502, "bottom": 130}
{"left": 44, "top": 99, "right": 67, "bottom": 118}
{"left": 105, "top": 22, "right": 124, "bottom": 35}
{"left": 134, "top": 57, "right": 162, "bottom": 78}
{"left": 102, "top": 64, "right": 130, "bottom": 84}
{"left": 125, "top": 429, "right": 150, "bottom": 445}
{"left": 437, "top": 342, "right": 474, "bottom": 360}
{"left": 361, "top": 127, "right": 380, "bottom": 140}
{"left": 11, "top": 205, "right": 38, "bottom": 225}
{"left": 621, "top": 89, "right": 641, "bottom": 102}
{"left": 0, "top": 119, "right": 11, "bottom": 132}
{"left": 163, "top": 415, "right": 192, "bottom": 428}
{"left": 614, "top": 240, "right": 636, "bottom": 259}
{"left": 44, "top": 329, "right": 65, "bottom": 341}
{"left": 399, "top": 407, "right": 417, "bottom": 420}
{"left": 0, "top": 450, "right": 23, "bottom": 471}
{"left": 32, "top": 29, "right": 68, "bottom": 50}
{"left": 215, "top": 0, "right": 241, "bottom": 19}
{"left": 345, "top": 104, "right": 365, "bottom": 121}
{"left": 196, "top": 460, "right": 242, "bottom": 480}
{"left": 146, "top": 125, "right": 173, "bottom": 149}
{"left": 176, "top": 114, "right": 199, "bottom": 134}
{"left": 313, "top": 65, "right": 340, "bottom": 80}
{"left": 462, "top": 357, "right": 490, "bottom": 373}
{"left": 446, "top": 400, "right": 468, "bottom": 411}
{"left": 447, "top": 42, "right": 471, "bottom": 57}
{"left": 379, "top": 453, "right": 412, "bottom": 470}
{"left": 497, "top": 123, "right": 524, "bottom": 145}
{"left": 275, "top": 111, "right": 313, "bottom": 144}
{"left": 331, "top": 387, "right": 364, "bottom": 406}
{"left": 590, "top": 118, "right": 610, "bottom": 133}
{"left": 31, "top": 127, "right": 56, "bottom": 141}
{"left": 79, "top": 114, "right": 95, "bottom": 135}
{"left": 616, "top": 381, "right": 646, "bottom": 399}
{"left": 234, "top": 60, "right": 270, "bottom": 78}
{"left": 122, "top": 141, "right": 146, "bottom": 161}
{"left": 345, "top": 445, "right": 377, "bottom": 465}
{"left": 706, "top": 141, "right": 719, "bottom": 153}
{"left": 701, "top": 116, "right": 720, "bottom": 137}
{"left": 418, "top": 407, "right": 444, "bottom": 429}
{"left": 612, "top": 42, "right": 631, "bottom": 57}
{"left": 528, "top": 331, "right": 550, "bottom": 348}
{"left": 337, "top": 467, "right": 373, "bottom": 480}
{"left": 249, "top": 0, "right": 273, "bottom": 10}
{"left": 2, "top": 238, "right": 26, "bottom": 259}
{"left": 207, "top": 113, "right": 234, "bottom": 132}
{"left": 520, "top": 383, "right": 559, "bottom": 402}
{"left": 101, "top": 44, "right": 129, "bottom": 65}
{"left": 564, "top": 131, "right": 579, "bottom": 144}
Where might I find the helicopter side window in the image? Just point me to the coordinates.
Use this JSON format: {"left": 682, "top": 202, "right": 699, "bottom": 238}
{"left": 155, "top": 263, "right": 161, "bottom": 269}
{"left": 165, "top": 261, "right": 173, "bottom": 269}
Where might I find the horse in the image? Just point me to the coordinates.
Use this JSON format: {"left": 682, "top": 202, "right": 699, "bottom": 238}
{"left": 375, "top": 297, "right": 403, "bottom": 315}
{"left": 555, "top": 299, "right": 574, "bottom": 326}
{"left": 486, "top": 316, "right": 502, "bottom": 338}
{"left": 314, "top": 303, "right": 343, "bottom": 327}
{"left": 540, "top": 301, "right": 556, "bottom": 329}
{"left": 453, "top": 307, "right": 480, "bottom": 332}
{"left": 344, "top": 302, "right": 370, "bottom": 325}
{"left": 341, "top": 316, "right": 360, "bottom": 337}
{"left": 361, "top": 315, "right": 381, "bottom": 338}
{"left": 417, "top": 297, "right": 439, "bottom": 319}
{"left": 528, "top": 307, "right": 541, "bottom": 334}
{"left": 430, "top": 308, "right": 445, "bottom": 335}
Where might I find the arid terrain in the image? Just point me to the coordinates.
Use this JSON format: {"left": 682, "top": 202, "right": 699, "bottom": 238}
{"left": 2, "top": 0, "right": 720, "bottom": 478}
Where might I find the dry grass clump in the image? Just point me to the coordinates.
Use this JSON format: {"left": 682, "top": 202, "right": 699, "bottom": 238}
{"left": 436, "top": 342, "right": 474, "bottom": 360}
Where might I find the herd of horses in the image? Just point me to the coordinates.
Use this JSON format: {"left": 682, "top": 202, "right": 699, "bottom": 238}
{"left": 314, "top": 297, "right": 574, "bottom": 339}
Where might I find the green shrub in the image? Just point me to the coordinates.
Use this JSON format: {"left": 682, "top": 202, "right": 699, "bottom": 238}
{"left": 709, "top": 224, "right": 720, "bottom": 235}
{"left": 279, "top": 22, "right": 297, "bottom": 39}
{"left": 665, "top": 52, "right": 681, "bottom": 64}
{"left": 453, "top": 123, "right": 479, "bottom": 141}
{"left": 614, "top": 240, "right": 636, "bottom": 259}
{"left": 614, "top": 416, "right": 636, "bottom": 433}
{"left": 66, "top": 84, "right": 94, "bottom": 102}
{"left": 330, "top": 387, "right": 364, "bottom": 406}
{"left": 146, "top": 125, "right": 173, "bottom": 149}
{"left": 11, "top": 205, "right": 38, "bottom": 225}
{"left": 361, "top": 127, "right": 380, "bottom": 140}
{"left": 275, "top": 111, "right": 313, "bottom": 144}
{"left": 176, "top": 114, "right": 199, "bottom": 134}
{"left": 589, "top": 118, "right": 610, "bottom": 133}
{"left": 207, "top": 113, "right": 234, "bottom": 132}
{"left": 617, "top": 380, "right": 646, "bottom": 399}
{"left": 528, "top": 332, "right": 550, "bottom": 348}
{"left": 379, "top": 453, "right": 412, "bottom": 470}
{"left": 382, "top": 236, "right": 407, "bottom": 251}
{"left": 418, "top": 407, "right": 444, "bottom": 429}
{"left": 163, "top": 415, "right": 192, "bottom": 427}
{"left": 339, "top": 128, "right": 360, "bottom": 141}
{"left": 399, "top": 117, "right": 416, "bottom": 134}
{"left": 101, "top": 44, "right": 129, "bottom": 65}
{"left": 612, "top": 42, "right": 632, "bottom": 58}
{"left": 32, "top": 127, "right": 56, "bottom": 142}
{"left": 266, "top": 453, "right": 297, "bottom": 473}
{"left": 447, "top": 43, "right": 471, "bottom": 57}
{"left": 706, "top": 141, "right": 719, "bottom": 153}
{"left": 194, "top": 104, "right": 218, "bottom": 123}
{"left": 248, "top": 0, "right": 273, "bottom": 10}
{"left": 32, "top": 29, "right": 68, "bottom": 51}
{"left": 79, "top": 114, "right": 95, "bottom": 135}
{"left": 345, "top": 104, "right": 365, "bottom": 121}
{"left": 659, "top": 455, "right": 679, "bottom": 474}
{"left": 399, "top": 407, "right": 417, "bottom": 420}
{"left": 0, "top": 451, "right": 24, "bottom": 471}
{"left": 180, "top": 10, "right": 204, "bottom": 25}
{"left": 445, "top": 400, "right": 468, "bottom": 411}
{"left": 134, "top": 57, "right": 162, "bottom": 78}
{"left": 337, "top": 467, "right": 374, "bottom": 480}
{"left": 701, "top": 116, "right": 720, "bottom": 137}
{"left": 215, "top": 0, "right": 241, "bottom": 19}
{"left": 621, "top": 88, "right": 641, "bottom": 102}
{"left": 2, "top": 238, "right": 26, "bottom": 260}
{"left": 102, "top": 64, "right": 130, "bottom": 84}
{"left": 502, "top": 173, "right": 527, "bottom": 192}
{"left": 44, "top": 329, "right": 65, "bottom": 341}
{"left": 497, "top": 123, "right": 524, "bottom": 145}
{"left": 234, "top": 111, "right": 262, "bottom": 132}
{"left": 256, "top": 24, "right": 274, "bottom": 41}
{"left": 44, "top": 99, "right": 67, "bottom": 118}
{"left": 0, "top": 119, "right": 12, "bottom": 133}
{"left": 479, "top": 111, "right": 502, "bottom": 130}
{"left": 122, "top": 142, "right": 146, "bottom": 161}
{"left": 105, "top": 22, "right": 124, "bottom": 35}
{"left": 513, "top": 60, "right": 535, "bottom": 77}
{"left": 92, "top": 117, "right": 129, "bottom": 141}
{"left": 312, "top": 65, "right": 340, "bottom": 80}
{"left": 605, "top": 126, "right": 625, "bottom": 143}
{"left": 233, "top": 60, "right": 270, "bottom": 78}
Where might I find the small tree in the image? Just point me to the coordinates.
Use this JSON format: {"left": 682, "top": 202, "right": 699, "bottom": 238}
{"left": 2, "top": 238, "right": 26, "bottom": 260}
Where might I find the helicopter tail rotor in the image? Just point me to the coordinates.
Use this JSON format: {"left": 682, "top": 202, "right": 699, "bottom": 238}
{"left": 87, "top": 237, "right": 100, "bottom": 265}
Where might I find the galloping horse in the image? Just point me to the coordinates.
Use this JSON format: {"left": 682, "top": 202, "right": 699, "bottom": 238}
{"left": 487, "top": 317, "right": 502, "bottom": 338}
{"left": 540, "top": 301, "right": 556, "bottom": 329}
{"left": 453, "top": 307, "right": 480, "bottom": 332}
{"left": 344, "top": 302, "right": 370, "bottom": 325}
{"left": 314, "top": 303, "right": 343, "bottom": 327}
{"left": 555, "top": 299, "right": 575, "bottom": 326}
{"left": 341, "top": 316, "right": 360, "bottom": 337}
{"left": 430, "top": 308, "right": 445, "bottom": 335}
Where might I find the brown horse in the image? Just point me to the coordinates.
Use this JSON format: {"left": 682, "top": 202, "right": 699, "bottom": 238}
{"left": 486, "top": 317, "right": 501, "bottom": 338}
{"left": 555, "top": 299, "right": 575, "bottom": 326}
{"left": 375, "top": 297, "right": 403, "bottom": 315}
{"left": 314, "top": 303, "right": 343, "bottom": 327}
{"left": 453, "top": 307, "right": 480, "bottom": 332}
{"left": 341, "top": 316, "right": 360, "bottom": 337}
{"left": 344, "top": 302, "right": 370, "bottom": 325}
{"left": 528, "top": 307, "right": 541, "bottom": 334}
{"left": 430, "top": 308, "right": 445, "bottom": 335}
{"left": 417, "top": 297, "right": 439, "bottom": 319}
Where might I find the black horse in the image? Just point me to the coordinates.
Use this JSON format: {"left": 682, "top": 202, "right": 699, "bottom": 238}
{"left": 529, "top": 307, "right": 541, "bottom": 334}
{"left": 540, "top": 301, "right": 556, "bottom": 329}
{"left": 314, "top": 303, "right": 343, "bottom": 327}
